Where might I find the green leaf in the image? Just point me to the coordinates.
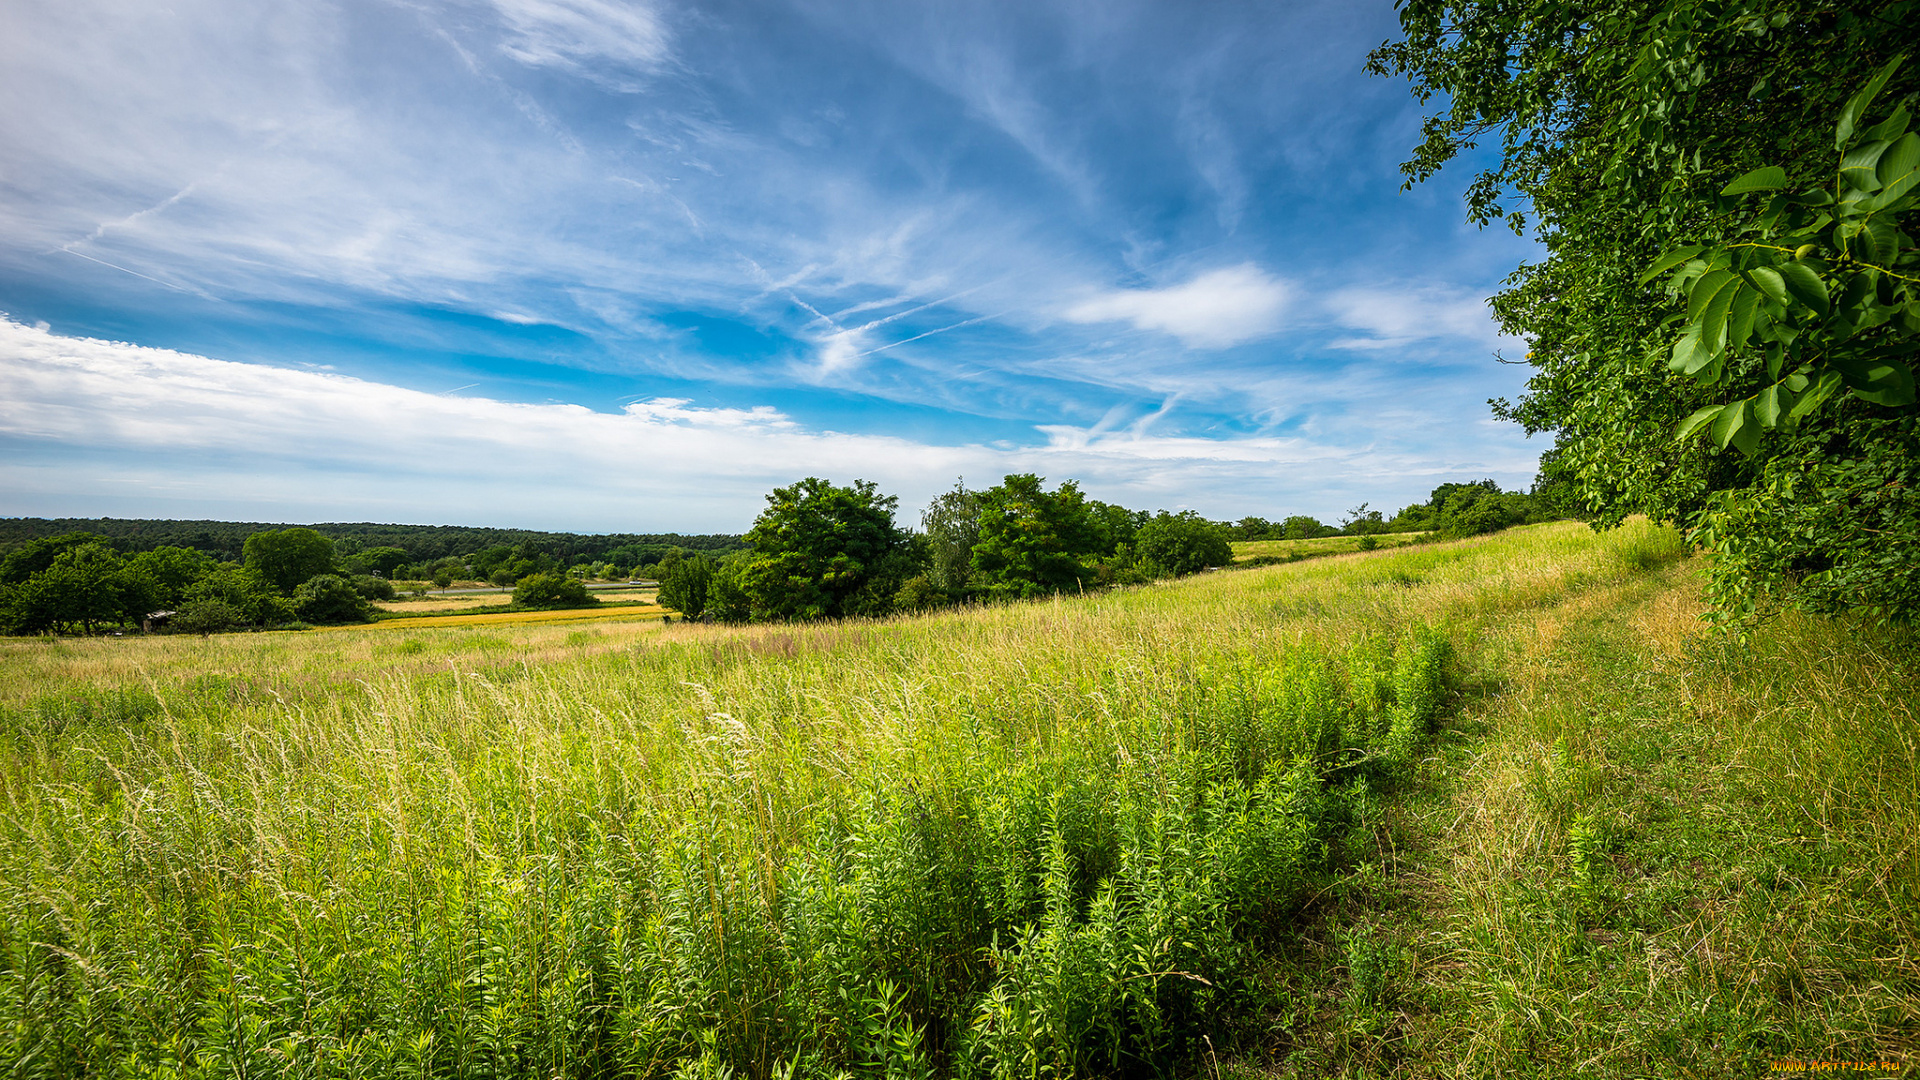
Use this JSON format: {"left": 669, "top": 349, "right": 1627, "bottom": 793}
{"left": 1850, "top": 359, "right": 1917, "bottom": 407}
{"left": 1710, "top": 398, "right": 1748, "bottom": 452}
{"left": 1729, "top": 283, "right": 1760, "bottom": 348}
{"left": 1699, "top": 277, "right": 1741, "bottom": 355}
{"left": 1840, "top": 140, "right": 1891, "bottom": 191}
{"left": 1675, "top": 404, "right": 1722, "bottom": 441}
{"left": 1670, "top": 326, "right": 1715, "bottom": 376}
{"left": 1720, "top": 166, "right": 1788, "bottom": 195}
{"left": 1863, "top": 101, "right": 1912, "bottom": 143}
{"left": 1837, "top": 55, "right": 1906, "bottom": 150}
{"left": 1640, "top": 245, "right": 1705, "bottom": 284}
{"left": 1728, "top": 403, "right": 1762, "bottom": 455}
{"left": 1839, "top": 221, "right": 1882, "bottom": 264}
{"left": 1686, "top": 269, "right": 1738, "bottom": 322}
{"left": 1867, "top": 132, "right": 1920, "bottom": 210}
{"left": 1745, "top": 265, "right": 1790, "bottom": 307}
{"left": 1754, "top": 383, "right": 1787, "bottom": 427}
{"left": 1785, "top": 371, "right": 1843, "bottom": 425}
{"left": 1778, "top": 262, "right": 1830, "bottom": 316}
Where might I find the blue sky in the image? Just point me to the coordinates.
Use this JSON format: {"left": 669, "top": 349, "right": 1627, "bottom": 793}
{"left": 0, "top": 0, "right": 1540, "bottom": 533}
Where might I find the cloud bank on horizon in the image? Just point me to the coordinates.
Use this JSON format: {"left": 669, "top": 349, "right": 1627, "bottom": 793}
{"left": 0, "top": 0, "right": 1541, "bottom": 532}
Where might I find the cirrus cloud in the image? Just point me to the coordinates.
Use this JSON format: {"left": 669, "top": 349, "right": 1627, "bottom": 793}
{"left": 1064, "top": 264, "right": 1290, "bottom": 348}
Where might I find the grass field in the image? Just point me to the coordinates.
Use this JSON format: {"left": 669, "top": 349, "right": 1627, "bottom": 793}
{"left": 354, "top": 604, "right": 669, "bottom": 630}
{"left": 1229, "top": 533, "right": 1428, "bottom": 562}
{"left": 0, "top": 522, "right": 1913, "bottom": 1078}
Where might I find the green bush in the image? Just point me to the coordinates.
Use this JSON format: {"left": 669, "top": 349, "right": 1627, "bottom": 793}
{"left": 1133, "top": 511, "right": 1234, "bottom": 576}
{"left": 168, "top": 598, "right": 245, "bottom": 635}
{"left": 512, "top": 572, "right": 593, "bottom": 609}
{"left": 292, "top": 574, "right": 373, "bottom": 624}
{"left": 350, "top": 574, "right": 397, "bottom": 601}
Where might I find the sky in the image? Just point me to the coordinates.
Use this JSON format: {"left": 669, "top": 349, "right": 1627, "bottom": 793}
{"left": 0, "top": 0, "right": 1541, "bottom": 534}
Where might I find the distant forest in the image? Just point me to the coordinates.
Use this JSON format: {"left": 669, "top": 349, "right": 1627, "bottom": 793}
{"left": 0, "top": 518, "right": 746, "bottom": 565}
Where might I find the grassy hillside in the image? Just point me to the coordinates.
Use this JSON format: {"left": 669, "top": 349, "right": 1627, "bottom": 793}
{"left": 0, "top": 522, "right": 1912, "bottom": 1078}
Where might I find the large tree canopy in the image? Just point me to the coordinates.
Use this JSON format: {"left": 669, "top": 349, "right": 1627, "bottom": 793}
{"left": 1372, "top": 0, "right": 1920, "bottom": 620}
{"left": 243, "top": 527, "right": 338, "bottom": 594}
{"left": 741, "top": 478, "right": 907, "bottom": 621}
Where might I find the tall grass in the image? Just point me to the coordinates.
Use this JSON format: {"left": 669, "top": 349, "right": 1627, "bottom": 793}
{"left": 0, "top": 522, "right": 1681, "bottom": 1078}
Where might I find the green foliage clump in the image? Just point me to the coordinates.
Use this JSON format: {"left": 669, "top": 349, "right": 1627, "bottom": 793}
{"left": 740, "top": 477, "right": 909, "bottom": 620}
{"left": 970, "top": 474, "right": 1104, "bottom": 599}
{"left": 243, "top": 527, "right": 337, "bottom": 593}
{"left": 291, "top": 574, "right": 373, "bottom": 624}
{"left": 1372, "top": 1, "right": 1919, "bottom": 619}
{"left": 511, "top": 572, "right": 593, "bottom": 610}
{"left": 1132, "top": 511, "right": 1234, "bottom": 576}
{"left": 655, "top": 551, "right": 715, "bottom": 618}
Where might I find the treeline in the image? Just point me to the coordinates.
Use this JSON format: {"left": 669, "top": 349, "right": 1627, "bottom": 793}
{"left": 0, "top": 518, "right": 744, "bottom": 572}
{"left": 654, "top": 474, "right": 1560, "bottom": 622}
{"left": 1226, "top": 479, "right": 1560, "bottom": 540}
{"left": 0, "top": 529, "right": 383, "bottom": 636}
{"left": 1, "top": 476, "right": 1558, "bottom": 634}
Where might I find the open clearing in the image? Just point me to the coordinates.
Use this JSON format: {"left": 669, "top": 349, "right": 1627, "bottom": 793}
{"left": 1, "top": 521, "right": 1912, "bottom": 1078}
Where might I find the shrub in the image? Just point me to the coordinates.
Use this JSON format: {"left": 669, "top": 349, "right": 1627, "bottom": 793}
{"left": 292, "top": 575, "right": 374, "bottom": 624}
{"left": 169, "top": 598, "right": 245, "bottom": 635}
{"left": 1133, "top": 511, "right": 1234, "bottom": 576}
{"left": 512, "top": 572, "right": 593, "bottom": 609}
{"left": 350, "top": 574, "right": 397, "bottom": 601}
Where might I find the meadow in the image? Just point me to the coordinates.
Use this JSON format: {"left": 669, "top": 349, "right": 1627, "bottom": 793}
{"left": 0, "top": 522, "right": 1913, "bottom": 1078}
{"left": 1228, "top": 534, "right": 1427, "bottom": 563}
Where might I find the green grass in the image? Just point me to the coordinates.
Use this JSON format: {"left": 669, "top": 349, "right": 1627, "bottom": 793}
{"left": 1229, "top": 533, "right": 1428, "bottom": 563}
{"left": 0, "top": 521, "right": 1912, "bottom": 1079}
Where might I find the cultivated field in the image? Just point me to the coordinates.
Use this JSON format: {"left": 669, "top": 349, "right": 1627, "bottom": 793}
{"left": 1, "top": 521, "right": 1913, "bottom": 1078}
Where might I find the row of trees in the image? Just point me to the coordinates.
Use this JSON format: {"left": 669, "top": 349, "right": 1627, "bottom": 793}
{"left": 1227, "top": 480, "right": 1559, "bottom": 541}
{"left": 654, "top": 475, "right": 1566, "bottom": 624}
{"left": 0, "top": 528, "right": 383, "bottom": 635}
{"left": 0, "top": 518, "right": 744, "bottom": 568}
{"left": 658, "top": 474, "right": 1265, "bottom": 623}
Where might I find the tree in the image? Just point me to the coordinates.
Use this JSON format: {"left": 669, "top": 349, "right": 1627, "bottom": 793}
{"left": 1372, "top": 0, "right": 1920, "bottom": 619}
{"left": 244, "top": 528, "right": 338, "bottom": 593}
{"left": 292, "top": 575, "right": 373, "bottom": 624}
{"left": 0, "top": 542, "right": 154, "bottom": 634}
{"left": 127, "top": 546, "right": 218, "bottom": 608}
{"left": 741, "top": 478, "right": 907, "bottom": 621}
{"left": 1280, "top": 515, "right": 1333, "bottom": 541}
{"left": 348, "top": 546, "right": 410, "bottom": 579}
{"left": 513, "top": 572, "right": 594, "bottom": 610}
{"left": 969, "top": 474, "right": 1103, "bottom": 599}
{"left": 922, "top": 480, "right": 984, "bottom": 596}
{"left": 1341, "top": 504, "right": 1388, "bottom": 536}
{"left": 656, "top": 554, "right": 715, "bottom": 619}
{"left": 185, "top": 567, "right": 293, "bottom": 627}
{"left": 1132, "top": 512, "right": 1234, "bottom": 576}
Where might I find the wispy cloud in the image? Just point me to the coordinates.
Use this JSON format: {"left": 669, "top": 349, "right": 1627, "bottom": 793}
{"left": 1065, "top": 264, "right": 1290, "bottom": 348}
{"left": 489, "top": 0, "right": 672, "bottom": 79}
{"left": 1323, "top": 285, "right": 1516, "bottom": 352}
{"left": 0, "top": 319, "right": 1538, "bottom": 527}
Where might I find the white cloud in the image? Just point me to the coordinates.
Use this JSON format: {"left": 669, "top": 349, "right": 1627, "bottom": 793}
{"left": 489, "top": 0, "right": 672, "bottom": 76}
{"left": 1323, "top": 285, "right": 1518, "bottom": 352}
{"left": 0, "top": 318, "right": 1538, "bottom": 529}
{"left": 1064, "top": 264, "right": 1290, "bottom": 348}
